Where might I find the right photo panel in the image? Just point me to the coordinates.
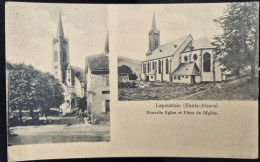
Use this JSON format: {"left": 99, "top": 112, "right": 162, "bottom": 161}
{"left": 117, "top": 3, "right": 258, "bottom": 101}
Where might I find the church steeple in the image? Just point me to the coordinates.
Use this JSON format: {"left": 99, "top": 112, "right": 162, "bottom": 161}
{"left": 52, "top": 12, "right": 69, "bottom": 82}
{"left": 146, "top": 12, "right": 160, "bottom": 56}
{"left": 104, "top": 31, "right": 109, "bottom": 54}
{"left": 57, "top": 12, "right": 64, "bottom": 38}
{"left": 151, "top": 12, "right": 157, "bottom": 31}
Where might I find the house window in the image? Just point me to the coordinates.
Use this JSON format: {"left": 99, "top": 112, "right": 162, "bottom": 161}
{"left": 105, "top": 75, "right": 109, "bottom": 86}
{"left": 184, "top": 56, "right": 188, "bottom": 62}
{"left": 186, "top": 76, "right": 188, "bottom": 78}
{"left": 193, "top": 54, "right": 198, "bottom": 61}
{"left": 174, "top": 76, "right": 176, "bottom": 80}
{"left": 102, "top": 91, "right": 110, "bottom": 94}
{"left": 106, "top": 100, "right": 110, "bottom": 112}
{"left": 152, "top": 61, "right": 154, "bottom": 70}
{"left": 170, "top": 76, "right": 173, "bottom": 82}
{"left": 182, "top": 76, "right": 184, "bottom": 78}
{"left": 178, "top": 76, "right": 181, "bottom": 80}
{"left": 166, "top": 59, "right": 169, "bottom": 74}
{"left": 203, "top": 53, "right": 211, "bottom": 72}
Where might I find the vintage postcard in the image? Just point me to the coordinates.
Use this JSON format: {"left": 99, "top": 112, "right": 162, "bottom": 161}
{"left": 6, "top": 2, "right": 259, "bottom": 161}
{"left": 6, "top": 2, "right": 110, "bottom": 147}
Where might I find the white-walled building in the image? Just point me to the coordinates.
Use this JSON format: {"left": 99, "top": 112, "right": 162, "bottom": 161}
{"left": 85, "top": 33, "right": 110, "bottom": 124}
{"left": 141, "top": 14, "right": 223, "bottom": 84}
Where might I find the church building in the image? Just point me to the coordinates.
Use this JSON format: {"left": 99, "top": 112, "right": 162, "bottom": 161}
{"left": 141, "top": 14, "right": 223, "bottom": 84}
{"left": 52, "top": 13, "right": 85, "bottom": 109}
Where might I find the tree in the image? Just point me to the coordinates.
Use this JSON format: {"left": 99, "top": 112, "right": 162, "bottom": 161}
{"left": 118, "top": 65, "right": 133, "bottom": 74}
{"left": 9, "top": 63, "right": 64, "bottom": 123}
{"left": 213, "top": 2, "right": 259, "bottom": 79}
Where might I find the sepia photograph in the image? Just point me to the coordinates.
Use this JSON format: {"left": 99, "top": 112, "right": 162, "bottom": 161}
{"left": 6, "top": 2, "right": 110, "bottom": 146}
{"left": 117, "top": 3, "right": 259, "bottom": 101}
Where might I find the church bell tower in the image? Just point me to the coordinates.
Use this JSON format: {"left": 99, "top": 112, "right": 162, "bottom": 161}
{"left": 52, "top": 12, "right": 70, "bottom": 83}
{"left": 146, "top": 12, "right": 160, "bottom": 56}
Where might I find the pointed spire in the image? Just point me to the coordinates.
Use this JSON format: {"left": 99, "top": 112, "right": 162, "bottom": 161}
{"left": 104, "top": 31, "right": 109, "bottom": 54}
{"left": 151, "top": 12, "right": 157, "bottom": 31}
{"left": 57, "top": 12, "right": 64, "bottom": 38}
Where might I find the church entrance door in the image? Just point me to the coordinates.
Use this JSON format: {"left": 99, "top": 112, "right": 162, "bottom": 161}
{"left": 191, "top": 76, "right": 195, "bottom": 84}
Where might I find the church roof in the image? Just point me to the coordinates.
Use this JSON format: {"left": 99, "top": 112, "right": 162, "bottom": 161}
{"left": 57, "top": 13, "right": 64, "bottom": 38}
{"left": 144, "top": 35, "right": 192, "bottom": 61}
{"left": 85, "top": 53, "right": 109, "bottom": 74}
{"left": 171, "top": 62, "right": 200, "bottom": 76}
{"left": 71, "top": 65, "right": 85, "bottom": 82}
{"left": 193, "top": 37, "right": 215, "bottom": 50}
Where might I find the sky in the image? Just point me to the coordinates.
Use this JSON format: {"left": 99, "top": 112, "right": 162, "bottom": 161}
{"left": 6, "top": 2, "right": 108, "bottom": 73}
{"left": 115, "top": 3, "right": 228, "bottom": 61}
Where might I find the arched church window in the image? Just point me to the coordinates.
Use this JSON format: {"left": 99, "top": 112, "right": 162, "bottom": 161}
{"left": 155, "top": 40, "right": 158, "bottom": 48}
{"left": 155, "top": 62, "right": 157, "bottom": 73}
{"left": 148, "top": 62, "right": 150, "bottom": 73}
{"left": 158, "top": 60, "right": 161, "bottom": 74}
{"left": 184, "top": 56, "right": 188, "bottom": 62}
{"left": 161, "top": 61, "right": 164, "bottom": 73}
{"left": 143, "top": 63, "right": 146, "bottom": 74}
{"left": 166, "top": 59, "right": 169, "bottom": 74}
{"left": 63, "top": 51, "right": 66, "bottom": 62}
{"left": 54, "top": 51, "right": 58, "bottom": 62}
{"left": 203, "top": 53, "right": 211, "bottom": 72}
{"left": 193, "top": 54, "right": 198, "bottom": 61}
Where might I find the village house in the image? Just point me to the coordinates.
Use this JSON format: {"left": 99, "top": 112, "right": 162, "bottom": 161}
{"left": 141, "top": 14, "right": 223, "bottom": 84}
{"left": 85, "top": 33, "right": 110, "bottom": 124}
{"left": 52, "top": 13, "right": 85, "bottom": 109}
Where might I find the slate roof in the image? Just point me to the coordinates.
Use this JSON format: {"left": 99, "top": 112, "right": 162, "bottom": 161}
{"left": 193, "top": 37, "right": 215, "bottom": 50}
{"left": 144, "top": 35, "right": 191, "bottom": 61}
{"left": 85, "top": 53, "right": 109, "bottom": 74}
{"left": 171, "top": 62, "right": 200, "bottom": 76}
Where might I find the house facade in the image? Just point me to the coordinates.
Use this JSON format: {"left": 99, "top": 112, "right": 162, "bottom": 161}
{"left": 52, "top": 13, "right": 85, "bottom": 109}
{"left": 85, "top": 33, "right": 110, "bottom": 124}
{"left": 141, "top": 14, "right": 223, "bottom": 84}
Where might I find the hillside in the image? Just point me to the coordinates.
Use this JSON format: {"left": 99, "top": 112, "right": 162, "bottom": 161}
{"left": 118, "top": 76, "right": 258, "bottom": 101}
{"left": 118, "top": 56, "right": 141, "bottom": 74}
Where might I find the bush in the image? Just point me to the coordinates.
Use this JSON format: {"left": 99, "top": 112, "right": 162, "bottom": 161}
{"left": 118, "top": 81, "right": 138, "bottom": 88}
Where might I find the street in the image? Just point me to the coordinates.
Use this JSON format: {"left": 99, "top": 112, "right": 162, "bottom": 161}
{"left": 8, "top": 117, "right": 110, "bottom": 145}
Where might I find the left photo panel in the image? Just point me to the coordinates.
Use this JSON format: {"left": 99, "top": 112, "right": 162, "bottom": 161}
{"left": 6, "top": 2, "right": 110, "bottom": 145}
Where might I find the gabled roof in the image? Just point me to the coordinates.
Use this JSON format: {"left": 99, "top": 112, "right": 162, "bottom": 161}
{"left": 171, "top": 62, "right": 200, "bottom": 76}
{"left": 85, "top": 53, "right": 109, "bottom": 74}
{"left": 144, "top": 35, "right": 192, "bottom": 61}
{"left": 193, "top": 37, "right": 215, "bottom": 50}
